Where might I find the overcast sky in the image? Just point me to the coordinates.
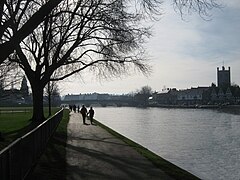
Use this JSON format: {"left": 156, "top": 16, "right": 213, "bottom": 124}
{"left": 59, "top": 0, "right": 240, "bottom": 95}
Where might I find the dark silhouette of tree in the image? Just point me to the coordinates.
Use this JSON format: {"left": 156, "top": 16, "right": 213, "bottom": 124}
{"left": 230, "top": 84, "right": 240, "bottom": 102}
{"left": 172, "top": 0, "right": 221, "bottom": 19}
{"left": 44, "top": 81, "right": 61, "bottom": 117}
{"left": 4, "top": 0, "right": 221, "bottom": 121}
{"left": 134, "top": 86, "right": 153, "bottom": 106}
{"left": 0, "top": 0, "right": 63, "bottom": 64}
{"left": 10, "top": 0, "right": 156, "bottom": 121}
{"left": 0, "top": 60, "right": 22, "bottom": 93}
{"left": 0, "top": 0, "right": 221, "bottom": 65}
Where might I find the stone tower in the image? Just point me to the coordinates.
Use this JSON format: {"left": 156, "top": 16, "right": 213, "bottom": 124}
{"left": 20, "top": 76, "right": 29, "bottom": 97}
{"left": 217, "top": 66, "right": 231, "bottom": 87}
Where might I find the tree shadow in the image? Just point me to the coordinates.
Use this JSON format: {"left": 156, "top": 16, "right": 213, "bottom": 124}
{"left": 65, "top": 136, "right": 166, "bottom": 180}
{"left": 0, "top": 121, "right": 42, "bottom": 149}
{"left": 26, "top": 132, "right": 67, "bottom": 180}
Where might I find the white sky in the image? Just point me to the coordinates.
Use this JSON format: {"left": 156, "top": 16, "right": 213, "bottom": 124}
{"left": 59, "top": 1, "right": 240, "bottom": 95}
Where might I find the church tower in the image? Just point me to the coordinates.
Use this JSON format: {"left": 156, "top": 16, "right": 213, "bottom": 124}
{"left": 217, "top": 66, "right": 231, "bottom": 87}
{"left": 20, "top": 76, "right": 29, "bottom": 97}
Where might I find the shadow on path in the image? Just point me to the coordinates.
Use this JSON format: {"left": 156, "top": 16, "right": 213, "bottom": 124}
{"left": 66, "top": 112, "right": 172, "bottom": 180}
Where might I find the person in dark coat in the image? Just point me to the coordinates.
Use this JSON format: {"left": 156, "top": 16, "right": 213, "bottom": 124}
{"left": 73, "top": 104, "right": 76, "bottom": 113}
{"left": 88, "top": 107, "right": 95, "bottom": 125}
{"left": 80, "top": 105, "right": 88, "bottom": 124}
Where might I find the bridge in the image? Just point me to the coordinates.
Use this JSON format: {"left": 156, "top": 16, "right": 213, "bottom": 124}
{"left": 61, "top": 99, "right": 135, "bottom": 107}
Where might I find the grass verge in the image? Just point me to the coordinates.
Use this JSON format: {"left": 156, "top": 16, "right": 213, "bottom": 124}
{"left": 94, "top": 119, "right": 200, "bottom": 180}
{"left": 26, "top": 109, "right": 70, "bottom": 180}
{"left": 0, "top": 107, "right": 60, "bottom": 150}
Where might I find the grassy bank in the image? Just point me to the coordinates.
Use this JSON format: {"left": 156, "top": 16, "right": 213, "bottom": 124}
{"left": 27, "top": 109, "right": 70, "bottom": 180}
{"left": 0, "top": 107, "right": 69, "bottom": 179}
{"left": 94, "top": 119, "right": 200, "bottom": 180}
{"left": 0, "top": 107, "right": 60, "bottom": 150}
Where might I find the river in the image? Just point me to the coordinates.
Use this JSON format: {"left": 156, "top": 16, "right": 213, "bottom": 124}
{"left": 93, "top": 107, "right": 240, "bottom": 180}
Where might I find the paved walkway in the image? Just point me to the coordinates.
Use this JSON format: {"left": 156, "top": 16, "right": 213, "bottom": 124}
{"left": 66, "top": 112, "right": 173, "bottom": 180}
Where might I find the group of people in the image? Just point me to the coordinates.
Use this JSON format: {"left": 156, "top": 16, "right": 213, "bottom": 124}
{"left": 69, "top": 104, "right": 95, "bottom": 125}
{"left": 80, "top": 105, "right": 95, "bottom": 125}
{"left": 69, "top": 104, "right": 79, "bottom": 113}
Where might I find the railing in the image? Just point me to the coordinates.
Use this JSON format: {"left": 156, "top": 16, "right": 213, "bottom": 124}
{"left": 0, "top": 108, "right": 31, "bottom": 114}
{"left": 0, "top": 109, "right": 64, "bottom": 180}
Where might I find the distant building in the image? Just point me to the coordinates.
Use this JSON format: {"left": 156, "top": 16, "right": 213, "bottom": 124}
{"left": 63, "top": 93, "right": 103, "bottom": 102}
{"left": 208, "top": 66, "right": 236, "bottom": 104}
{"left": 149, "top": 87, "right": 209, "bottom": 106}
{"left": 150, "top": 88, "right": 178, "bottom": 105}
{"left": 0, "top": 76, "right": 30, "bottom": 105}
{"left": 20, "top": 76, "right": 29, "bottom": 97}
{"left": 176, "top": 87, "right": 209, "bottom": 105}
{"left": 62, "top": 93, "right": 133, "bottom": 107}
{"left": 210, "top": 86, "right": 234, "bottom": 103}
{"left": 217, "top": 66, "right": 231, "bottom": 87}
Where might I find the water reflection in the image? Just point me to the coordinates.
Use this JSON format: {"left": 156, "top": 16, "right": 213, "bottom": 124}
{"left": 94, "top": 107, "right": 240, "bottom": 180}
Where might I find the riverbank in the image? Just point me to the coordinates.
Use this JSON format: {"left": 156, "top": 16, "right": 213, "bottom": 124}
{"left": 149, "top": 104, "right": 240, "bottom": 109}
{"left": 66, "top": 112, "right": 176, "bottom": 179}
{"left": 27, "top": 110, "right": 198, "bottom": 179}
{"left": 94, "top": 119, "right": 199, "bottom": 180}
{"left": 217, "top": 105, "right": 240, "bottom": 115}
{"left": 94, "top": 107, "right": 240, "bottom": 179}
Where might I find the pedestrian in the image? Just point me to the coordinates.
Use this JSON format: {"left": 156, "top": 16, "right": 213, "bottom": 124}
{"left": 88, "top": 107, "right": 95, "bottom": 125}
{"left": 73, "top": 104, "right": 76, "bottom": 113}
{"left": 80, "top": 105, "right": 88, "bottom": 124}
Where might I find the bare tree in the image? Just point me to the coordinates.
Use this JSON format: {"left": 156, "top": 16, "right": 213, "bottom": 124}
{"left": 0, "top": 60, "right": 22, "bottom": 92}
{"left": 0, "top": 0, "right": 221, "bottom": 65}
{"left": 6, "top": 0, "right": 221, "bottom": 121}
{"left": 139, "top": 86, "right": 153, "bottom": 95}
{"left": 0, "top": 0, "right": 63, "bottom": 64}
{"left": 44, "top": 81, "right": 61, "bottom": 117}
{"left": 11, "top": 0, "right": 154, "bottom": 121}
{"left": 172, "top": 0, "right": 221, "bottom": 19}
{"left": 134, "top": 85, "right": 153, "bottom": 106}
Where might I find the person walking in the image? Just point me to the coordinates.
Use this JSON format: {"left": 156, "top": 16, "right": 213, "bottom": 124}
{"left": 88, "top": 107, "right": 95, "bottom": 125}
{"left": 80, "top": 105, "right": 88, "bottom": 124}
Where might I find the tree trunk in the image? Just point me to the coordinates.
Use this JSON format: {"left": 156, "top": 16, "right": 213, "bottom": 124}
{"left": 31, "top": 85, "right": 45, "bottom": 122}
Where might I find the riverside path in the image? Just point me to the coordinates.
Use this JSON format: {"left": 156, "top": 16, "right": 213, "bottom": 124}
{"left": 66, "top": 111, "right": 173, "bottom": 180}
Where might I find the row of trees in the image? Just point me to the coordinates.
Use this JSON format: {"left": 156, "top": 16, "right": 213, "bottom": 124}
{"left": 133, "top": 86, "right": 153, "bottom": 106}
{"left": 0, "top": 0, "right": 221, "bottom": 122}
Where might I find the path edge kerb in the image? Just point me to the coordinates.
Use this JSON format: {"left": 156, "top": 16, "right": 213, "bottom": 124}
{"left": 94, "top": 119, "right": 200, "bottom": 180}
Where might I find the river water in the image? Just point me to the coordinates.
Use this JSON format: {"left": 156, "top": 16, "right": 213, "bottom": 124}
{"left": 93, "top": 107, "right": 240, "bottom": 180}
